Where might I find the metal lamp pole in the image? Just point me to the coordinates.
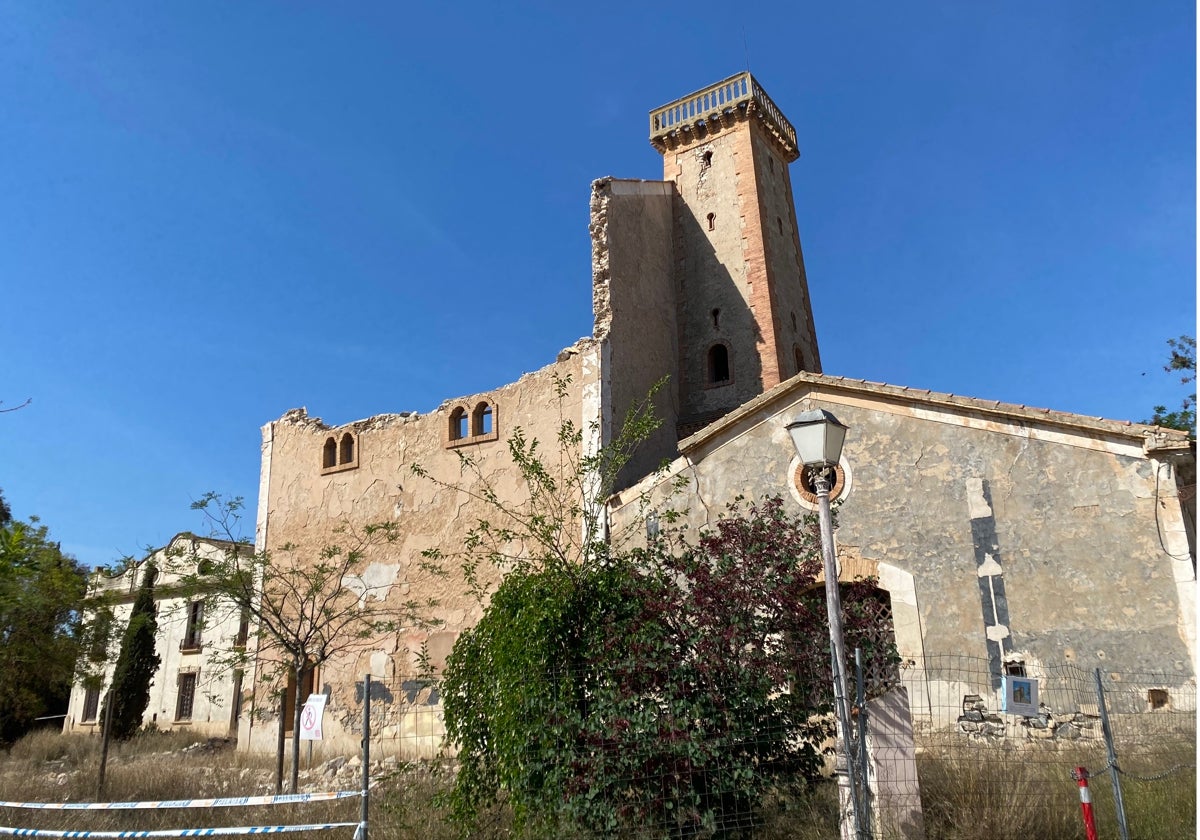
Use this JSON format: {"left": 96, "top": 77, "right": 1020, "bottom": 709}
{"left": 787, "top": 410, "right": 862, "bottom": 840}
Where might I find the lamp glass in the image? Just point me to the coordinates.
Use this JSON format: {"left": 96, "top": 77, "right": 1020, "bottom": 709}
{"left": 786, "top": 411, "right": 848, "bottom": 467}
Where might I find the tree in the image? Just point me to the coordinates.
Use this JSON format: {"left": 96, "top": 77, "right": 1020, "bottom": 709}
{"left": 101, "top": 564, "right": 161, "bottom": 740}
{"left": 0, "top": 493, "right": 87, "bottom": 743}
{"left": 442, "top": 497, "right": 896, "bottom": 837}
{"left": 423, "top": 381, "right": 897, "bottom": 836}
{"left": 180, "top": 494, "right": 444, "bottom": 793}
{"left": 1148, "top": 335, "right": 1195, "bottom": 434}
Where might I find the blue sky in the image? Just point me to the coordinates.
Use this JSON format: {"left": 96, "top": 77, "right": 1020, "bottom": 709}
{"left": 0, "top": 2, "right": 1194, "bottom": 567}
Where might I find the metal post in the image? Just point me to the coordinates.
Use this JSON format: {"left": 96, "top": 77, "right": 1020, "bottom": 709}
{"left": 359, "top": 673, "right": 371, "bottom": 840}
{"left": 855, "top": 648, "right": 872, "bottom": 840}
{"left": 1094, "top": 669, "right": 1129, "bottom": 840}
{"left": 96, "top": 689, "right": 113, "bottom": 801}
{"left": 814, "top": 469, "right": 861, "bottom": 840}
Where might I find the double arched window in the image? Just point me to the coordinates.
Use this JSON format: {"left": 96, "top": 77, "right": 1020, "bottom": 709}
{"left": 321, "top": 430, "right": 359, "bottom": 474}
{"left": 447, "top": 399, "right": 499, "bottom": 448}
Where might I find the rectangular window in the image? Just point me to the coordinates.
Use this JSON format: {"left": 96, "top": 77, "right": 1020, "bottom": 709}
{"left": 182, "top": 600, "right": 204, "bottom": 651}
{"left": 234, "top": 610, "right": 250, "bottom": 649}
{"left": 176, "top": 672, "right": 197, "bottom": 721}
{"left": 82, "top": 688, "right": 101, "bottom": 723}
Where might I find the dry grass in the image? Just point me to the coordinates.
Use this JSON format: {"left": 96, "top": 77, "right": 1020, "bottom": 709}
{"left": 2, "top": 732, "right": 1192, "bottom": 839}
{"left": 915, "top": 742, "right": 1196, "bottom": 840}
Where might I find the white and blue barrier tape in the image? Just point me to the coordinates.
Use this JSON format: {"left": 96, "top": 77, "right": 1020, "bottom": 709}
{"left": 0, "top": 792, "right": 360, "bottom": 811}
{"left": 0, "top": 823, "right": 360, "bottom": 837}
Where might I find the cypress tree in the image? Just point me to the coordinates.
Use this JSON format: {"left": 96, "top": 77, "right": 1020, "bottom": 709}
{"left": 102, "top": 564, "right": 160, "bottom": 740}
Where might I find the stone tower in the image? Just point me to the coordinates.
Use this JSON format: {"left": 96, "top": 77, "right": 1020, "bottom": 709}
{"left": 650, "top": 73, "right": 821, "bottom": 436}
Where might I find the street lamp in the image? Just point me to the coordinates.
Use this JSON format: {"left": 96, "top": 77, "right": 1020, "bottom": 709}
{"left": 786, "top": 409, "right": 863, "bottom": 840}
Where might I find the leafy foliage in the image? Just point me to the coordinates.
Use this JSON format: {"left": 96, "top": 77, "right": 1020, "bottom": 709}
{"left": 102, "top": 565, "right": 161, "bottom": 741}
{"left": 443, "top": 497, "right": 899, "bottom": 837}
{"left": 1148, "top": 335, "right": 1195, "bottom": 434}
{"left": 0, "top": 494, "right": 88, "bottom": 743}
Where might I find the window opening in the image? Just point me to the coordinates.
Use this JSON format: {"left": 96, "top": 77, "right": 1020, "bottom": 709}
{"left": 473, "top": 402, "right": 494, "bottom": 436}
{"left": 1148, "top": 688, "right": 1169, "bottom": 709}
{"left": 794, "top": 346, "right": 804, "bottom": 375}
{"left": 322, "top": 437, "right": 337, "bottom": 469}
{"left": 339, "top": 432, "right": 355, "bottom": 465}
{"left": 707, "top": 213, "right": 715, "bottom": 231}
{"left": 701, "top": 150, "right": 713, "bottom": 168}
{"left": 449, "top": 406, "right": 468, "bottom": 441}
{"left": 711, "top": 308, "right": 720, "bottom": 330}
{"left": 182, "top": 600, "right": 204, "bottom": 651}
{"left": 82, "top": 688, "right": 101, "bottom": 723}
{"left": 768, "top": 156, "right": 775, "bottom": 173}
{"left": 707, "top": 344, "right": 730, "bottom": 384}
{"left": 791, "top": 311, "right": 797, "bottom": 331}
{"left": 176, "top": 673, "right": 197, "bottom": 721}
{"left": 778, "top": 217, "right": 784, "bottom": 235}
{"left": 234, "top": 610, "right": 250, "bottom": 649}
{"left": 1003, "top": 661, "right": 1027, "bottom": 678}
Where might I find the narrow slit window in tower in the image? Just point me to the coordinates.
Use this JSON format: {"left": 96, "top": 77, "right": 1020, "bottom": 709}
{"left": 707, "top": 213, "right": 715, "bottom": 231}
{"left": 711, "top": 308, "right": 720, "bottom": 329}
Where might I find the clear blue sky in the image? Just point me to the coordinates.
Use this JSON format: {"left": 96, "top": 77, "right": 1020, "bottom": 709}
{"left": 1, "top": 2, "right": 1194, "bottom": 567}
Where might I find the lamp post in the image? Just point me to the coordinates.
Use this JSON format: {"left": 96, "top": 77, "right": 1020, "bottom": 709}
{"left": 786, "top": 409, "right": 863, "bottom": 840}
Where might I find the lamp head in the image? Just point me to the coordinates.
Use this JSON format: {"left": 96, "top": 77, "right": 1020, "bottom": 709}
{"left": 786, "top": 409, "right": 848, "bottom": 467}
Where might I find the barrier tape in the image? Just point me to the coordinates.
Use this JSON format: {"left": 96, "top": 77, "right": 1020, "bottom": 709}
{"left": 0, "top": 793, "right": 361, "bottom": 812}
{"left": 0, "top": 824, "right": 359, "bottom": 838}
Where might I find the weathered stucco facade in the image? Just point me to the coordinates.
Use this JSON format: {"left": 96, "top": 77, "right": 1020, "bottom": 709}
{"left": 246, "top": 71, "right": 1195, "bottom": 757}
{"left": 608, "top": 373, "right": 1197, "bottom": 722}
{"left": 65, "top": 535, "right": 248, "bottom": 739}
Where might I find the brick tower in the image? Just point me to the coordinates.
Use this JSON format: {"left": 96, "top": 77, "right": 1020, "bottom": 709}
{"left": 650, "top": 73, "right": 821, "bottom": 436}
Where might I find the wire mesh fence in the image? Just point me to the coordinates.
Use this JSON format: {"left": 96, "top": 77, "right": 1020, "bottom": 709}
{"left": 348, "top": 654, "right": 1194, "bottom": 840}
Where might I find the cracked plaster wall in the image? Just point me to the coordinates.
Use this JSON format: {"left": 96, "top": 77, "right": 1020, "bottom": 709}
{"left": 609, "top": 388, "right": 1196, "bottom": 718}
{"left": 245, "top": 350, "right": 591, "bottom": 754}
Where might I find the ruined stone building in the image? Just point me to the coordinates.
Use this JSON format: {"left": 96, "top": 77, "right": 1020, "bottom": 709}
{"left": 242, "top": 73, "right": 1194, "bottom": 754}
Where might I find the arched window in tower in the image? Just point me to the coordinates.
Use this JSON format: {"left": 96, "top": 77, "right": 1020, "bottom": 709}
{"left": 707, "top": 343, "right": 731, "bottom": 384}
{"left": 449, "top": 406, "right": 468, "bottom": 441}
{"left": 707, "top": 213, "right": 715, "bottom": 231}
{"left": 322, "top": 437, "right": 337, "bottom": 470}
{"left": 339, "top": 432, "right": 355, "bottom": 465}
{"left": 472, "top": 402, "right": 494, "bottom": 436}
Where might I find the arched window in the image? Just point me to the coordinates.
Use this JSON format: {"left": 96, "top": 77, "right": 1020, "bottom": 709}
{"left": 449, "top": 406, "right": 468, "bottom": 441}
{"left": 339, "top": 432, "right": 355, "bottom": 465}
{"left": 707, "top": 212, "right": 716, "bottom": 231}
{"left": 707, "top": 344, "right": 730, "bottom": 384}
{"left": 322, "top": 431, "right": 358, "bottom": 474}
{"left": 322, "top": 437, "right": 337, "bottom": 469}
{"left": 472, "top": 402, "right": 494, "bottom": 436}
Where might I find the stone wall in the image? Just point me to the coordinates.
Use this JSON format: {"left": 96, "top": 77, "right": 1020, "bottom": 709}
{"left": 608, "top": 374, "right": 1197, "bottom": 719}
